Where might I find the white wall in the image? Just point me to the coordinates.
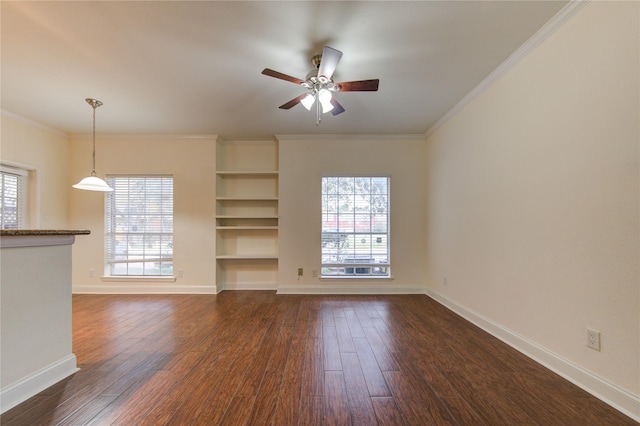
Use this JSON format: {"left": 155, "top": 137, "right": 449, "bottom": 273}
{"left": 1, "top": 239, "right": 78, "bottom": 413}
{"left": 278, "top": 135, "right": 426, "bottom": 294}
{"left": 69, "top": 135, "right": 217, "bottom": 293}
{"left": 0, "top": 112, "right": 70, "bottom": 228}
{"left": 425, "top": 0, "right": 639, "bottom": 414}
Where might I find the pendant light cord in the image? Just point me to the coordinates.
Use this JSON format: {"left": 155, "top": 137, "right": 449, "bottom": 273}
{"left": 91, "top": 104, "right": 97, "bottom": 176}
{"left": 86, "top": 98, "right": 103, "bottom": 177}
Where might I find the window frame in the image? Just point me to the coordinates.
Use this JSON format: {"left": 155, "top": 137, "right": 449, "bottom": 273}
{"left": 321, "top": 176, "right": 390, "bottom": 278}
{"left": 0, "top": 164, "right": 29, "bottom": 230}
{"left": 105, "top": 175, "right": 174, "bottom": 277}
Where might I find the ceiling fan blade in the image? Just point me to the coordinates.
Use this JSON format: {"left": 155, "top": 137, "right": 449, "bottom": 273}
{"left": 279, "top": 93, "right": 307, "bottom": 110}
{"left": 330, "top": 98, "right": 345, "bottom": 116}
{"left": 336, "top": 79, "right": 380, "bottom": 92}
{"left": 318, "top": 46, "right": 343, "bottom": 80}
{"left": 262, "top": 68, "right": 305, "bottom": 85}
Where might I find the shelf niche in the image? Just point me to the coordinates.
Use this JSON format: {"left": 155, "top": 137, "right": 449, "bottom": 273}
{"left": 215, "top": 139, "right": 279, "bottom": 291}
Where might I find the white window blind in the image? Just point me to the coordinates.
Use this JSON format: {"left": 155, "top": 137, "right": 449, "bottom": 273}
{"left": 0, "top": 165, "right": 28, "bottom": 230}
{"left": 105, "top": 176, "right": 174, "bottom": 276}
{"left": 321, "top": 176, "right": 390, "bottom": 277}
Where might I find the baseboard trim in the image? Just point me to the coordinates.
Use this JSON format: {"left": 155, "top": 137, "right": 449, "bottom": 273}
{"left": 426, "top": 289, "right": 640, "bottom": 422}
{"left": 73, "top": 284, "right": 217, "bottom": 294}
{"left": 277, "top": 284, "right": 426, "bottom": 295}
{"left": 1, "top": 354, "right": 79, "bottom": 414}
{"left": 219, "top": 282, "right": 278, "bottom": 291}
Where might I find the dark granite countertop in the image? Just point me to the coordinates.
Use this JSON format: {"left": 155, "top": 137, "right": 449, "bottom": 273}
{"left": 0, "top": 229, "right": 91, "bottom": 236}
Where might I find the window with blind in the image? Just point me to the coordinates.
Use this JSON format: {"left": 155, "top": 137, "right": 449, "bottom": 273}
{"left": 0, "top": 165, "right": 28, "bottom": 230}
{"left": 321, "top": 176, "right": 390, "bottom": 277}
{"left": 105, "top": 176, "right": 173, "bottom": 276}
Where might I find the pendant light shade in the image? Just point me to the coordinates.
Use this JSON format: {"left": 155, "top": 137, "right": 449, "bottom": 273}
{"left": 73, "top": 175, "right": 114, "bottom": 191}
{"left": 301, "top": 93, "right": 315, "bottom": 111}
{"left": 318, "top": 89, "right": 334, "bottom": 113}
{"left": 73, "top": 98, "right": 113, "bottom": 192}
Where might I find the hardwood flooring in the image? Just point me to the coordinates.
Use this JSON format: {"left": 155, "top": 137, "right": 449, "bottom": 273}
{"left": 1, "top": 292, "right": 636, "bottom": 425}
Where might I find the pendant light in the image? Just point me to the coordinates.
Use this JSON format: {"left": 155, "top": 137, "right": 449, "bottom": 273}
{"left": 73, "top": 98, "right": 113, "bottom": 191}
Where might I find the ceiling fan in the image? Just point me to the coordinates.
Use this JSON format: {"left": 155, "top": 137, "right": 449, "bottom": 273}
{"left": 261, "top": 46, "right": 379, "bottom": 124}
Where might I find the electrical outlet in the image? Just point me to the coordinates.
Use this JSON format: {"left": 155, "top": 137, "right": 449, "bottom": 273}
{"left": 312, "top": 269, "right": 318, "bottom": 278}
{"left": 89, "top": 269, "right": 95, "bottom": 278}
{"left": 587, "top": 328, "right": 601, "bottom": 351}
{"left": 298, "top": 268, "right": 303, "bottom": 276}
{"left": 177, "top": 269, "right": 184, "bottom": 278}
{"left": 443, "top": 277, "right": 448, "bottom": 286}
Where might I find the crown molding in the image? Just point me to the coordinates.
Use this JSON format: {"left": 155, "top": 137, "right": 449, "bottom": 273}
{"left": 68, "top": 133, "right": 221, "bottom": 141}
{"left": 425, "top": 0, "right": 590, "bottom": 138}
{"left": 1, "top": 109, "right": 69, "bottom": 138}
{"left": 276, "top": 134, "right": 425, "bottom": 142}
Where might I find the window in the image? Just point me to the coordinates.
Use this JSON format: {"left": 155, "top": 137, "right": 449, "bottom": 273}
{"left": 105, "top": 176, "right": 173, "bottom": 276}
{"left": 0, "top": 165, "right": 28, "bottom": 229}
{"left": 321, "top": 176, "right": 390, "bottom": 277}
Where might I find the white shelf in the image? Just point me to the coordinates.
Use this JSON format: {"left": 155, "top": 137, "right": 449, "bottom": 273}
{"left": 216, "top": 215, "right": 279, "bottom": 219}
{"left": 216, "top": 226, "right": 278, "bottom": 230}
{"left": 217, "top": 171, "right": 279, "bottom": 176}
{"left": 215, "top": 139, "right": 279, "bottom": 290}
{"left": 216, "top": 197, "right": 278, "bottom": 201}
{"left": 216, "top": 254, "right": 278, "bottom": 259}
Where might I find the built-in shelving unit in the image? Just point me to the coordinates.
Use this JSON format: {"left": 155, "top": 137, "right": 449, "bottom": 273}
{"left": 215, "top": 140, "right": 278, "bottom": 290}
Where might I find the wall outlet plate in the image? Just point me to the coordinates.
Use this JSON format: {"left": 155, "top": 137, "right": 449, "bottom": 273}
{"left": 298, "top": 268, "right": 303, "bottom": 276}
{"left": 587, "top": 328, "right": 601, "bottom": 351}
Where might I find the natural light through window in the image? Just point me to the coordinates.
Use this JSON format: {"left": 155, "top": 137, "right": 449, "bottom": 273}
{"left": 0, "top": 166, "right": 28, "bottom": 230}
{"left": 105, "top": 176, "right": 174, "bottom": 276}
{"left": 321, "top": 176, "right": 390, "bottom": 277}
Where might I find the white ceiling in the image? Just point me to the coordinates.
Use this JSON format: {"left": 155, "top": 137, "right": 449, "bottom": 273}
{"left": 1, "top": 1, "right": 568, "bottom": 139}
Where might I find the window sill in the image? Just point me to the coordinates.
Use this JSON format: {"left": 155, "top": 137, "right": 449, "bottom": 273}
{"left": 319, "top": 276, "right": 394, "bottom": 281}
{"left": 101, "top": 276, "right": 177, "bottom": 283}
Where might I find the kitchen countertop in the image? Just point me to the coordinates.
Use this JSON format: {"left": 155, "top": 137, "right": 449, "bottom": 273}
{"left": 0, "top": 229, "right": 91, "bottom": 236}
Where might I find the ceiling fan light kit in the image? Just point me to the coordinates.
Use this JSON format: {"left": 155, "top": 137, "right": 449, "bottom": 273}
{"left": 262, "top": 46, "right": 379, "bottom": 125}
{"left": 301, "top": 93, "right": 315, "bottom": 110}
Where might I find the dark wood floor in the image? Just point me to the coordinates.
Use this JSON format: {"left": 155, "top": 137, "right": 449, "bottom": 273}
{"left": 1, "top": 292, "right": 636, "bottom": 425}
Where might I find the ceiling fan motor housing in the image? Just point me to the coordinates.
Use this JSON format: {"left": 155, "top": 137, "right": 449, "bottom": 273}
{"left": 305, "top": 55, "right": 337, "bottom": 92}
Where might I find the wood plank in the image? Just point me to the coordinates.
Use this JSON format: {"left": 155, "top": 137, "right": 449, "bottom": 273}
{"left": 352, "top": 337, "right": 392, "bottom": 397}
{"left": 392, "top": 343, "right": 471, "bottom": 421}
{"left": 266, "top": 325, "right": 294, "bottom": 372}
{"left": 105, "top": 370, "right": 180, "bottom": 425}
{"left": 138, "top": 396, "right": 185, "bottom": 426}
{"left": 246, "top": 369, "right": 283, "bottom": 426}
{"left": 56, "top": 394, "right": 119, "bottom": 426}
{"left": 324, "top": 371, "right": 351, "bottom": 426}
{"left": 273, "top": 325, "right": 305, "bottom": 425}
{"left": 361, "top": 326, "right": 398, "bottom": 371}
{"left": 219, "top": 395, "right": 256, "bottom": 425}
{"left": 2, "top": 293, "right": 636, "bottom": 426}
{"left": 341, "top": 352, "right": 378, "bottom": 425}
{"left": 344, "top": 308, "right": 367, "bottom": 338}
{"left": 301, "top": 337, "right": 324, "bottom": 396}
{"left": 383, "top": 370, "right": 457, "bottom": 425}
{"left": 442, "top": 370, "right": 537, "bottom": 425}
{"left": 164, "top": 367, "right": 227, "bottom": 424}
{"left": 322, "top": 326, "right": 343, "bottom": 371}
{"left": 299, "top": 396, "right": 324, "bottom": 426}
{"left": 334, "top": 316, "right": 356, "bottom": 353}
{"left": 371, "top": 397, "right": 404, "bottom": 426}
